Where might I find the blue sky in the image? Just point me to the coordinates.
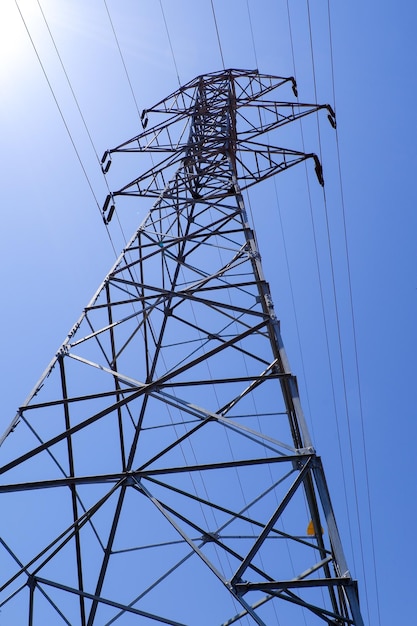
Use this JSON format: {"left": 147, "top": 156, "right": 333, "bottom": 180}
{"left": 0, "top": 1, "right": 416, "bottom": 624}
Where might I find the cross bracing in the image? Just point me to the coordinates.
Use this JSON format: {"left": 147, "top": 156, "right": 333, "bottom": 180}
{"left": 0, "top": 69, "right": 364, "bottom": 625}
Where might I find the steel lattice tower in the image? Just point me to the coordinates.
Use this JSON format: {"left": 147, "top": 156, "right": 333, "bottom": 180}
{"left": 0, "top": 69, "right": 364, "bottom": 625}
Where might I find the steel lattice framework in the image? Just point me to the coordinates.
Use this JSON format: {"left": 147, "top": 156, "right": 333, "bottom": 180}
{"left": 0, "top": 69, "right": 364, "bottom": 625}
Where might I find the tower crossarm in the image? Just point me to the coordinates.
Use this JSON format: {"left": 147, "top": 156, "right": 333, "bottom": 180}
{"left": 106, "top": 102, "right": 333, "bottom": 155}
{"left": 100, "top": 70, "right": 334, "bottom": 206}
{"left": 102, "top": 108, "right": 330, "bottom": 210}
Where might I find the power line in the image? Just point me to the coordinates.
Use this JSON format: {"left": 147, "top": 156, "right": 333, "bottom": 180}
{"left": 326, "top": 2, "right": 382, "bottom": 623}
{"left": 101, "top": 13, "right": 229, "bottom": 593}
{"left": 286, "top": 0, "right": 358, "bottom": 577}
{"left": 245, "top": 0, "right": 259, "bottom": 69}
{"left": 306, "top": 1, "right": 374, "bottom": 621}
{"left": 306, "top": 0, "right": 365, "bottom": 569}
{"left": 15, "top": 0, "right": 118, "bottom": 257}
{"left": 102, "top": 0, "right": 151, "bottom": 246}
{"left": 210, "top": 0, "right": 225, "bottom": 69}
{"left": 15, "top": 1, "right": 100, "bottom": 211}
{"left": 32, "top": 0, "right": 142, "bottom": 259}
{"left": 104, "top": 0, "right": 142, "bottom": 119}
{"left": 35, "top": 0, "right": 101, "bottom": 164}
{"left": 159, "top": 0, "right": 181, "bottom": 86}
{"left": 285, "top": 0, "right": 297, "bottom": 78}
{"left": 233, "top": 18, "right": 289, "bottom": 624}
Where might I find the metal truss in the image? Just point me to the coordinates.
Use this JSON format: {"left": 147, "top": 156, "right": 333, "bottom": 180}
{"left": 0, "top": 69, "right": 364, "bottom": 625}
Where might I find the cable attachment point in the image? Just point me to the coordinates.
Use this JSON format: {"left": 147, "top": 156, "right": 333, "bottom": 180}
{"left": 102, "top": 194, "right": 115, "bottom": 225}
{"left": 291, "top": 78, "right": 298, "bottom": 98}
{"left": 141, "top": 109, "right": 148, "bottom": 129}
{"left": 327, "top": 105, "right": 337, "bottom": 129}
{"left": 101, "top": 150, "right": 112, "bottom": 174}
{"left": 313, "top": 156, "right": 324, "bottom": 186}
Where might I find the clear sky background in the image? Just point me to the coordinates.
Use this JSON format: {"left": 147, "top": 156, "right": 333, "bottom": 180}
{"left": 0, "top": 1, "right": 416, "bottom": 624}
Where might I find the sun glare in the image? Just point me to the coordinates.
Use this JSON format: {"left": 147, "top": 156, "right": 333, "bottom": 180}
{"left": 0, "top": 1, "right": 31, "bottom": 83}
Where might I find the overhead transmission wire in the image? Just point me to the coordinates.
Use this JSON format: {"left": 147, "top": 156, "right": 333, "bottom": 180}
{"left": 210, "top": 0, "right": 225, "bottom": 70}
{"left": 152, "top": 11, "right": 276, "bottom": 621}
{"left": 35, "top": 1, "right": 217, "bottom": 612}
{"left": 285, "top": 0, "right": 343, "bottom": 471}
{"left": 17, "top": 0, "right": 145, "bottom": 550}
{"left": 38, "top": 0, "right": 131, "bottom": 250}
{"left": 28, "top": 0, "right": 173, "bottom": 572}
{"left": 284, "top": 3, "right": 361, "bottom": 619}
{"left": 202, "top": 4, "right": 260, "bottom": 550}
{"left": 234, "top": 10, "right": 300, "bottom": 625}
{"left": 255, "top": 3, "right": 313, "bottom": 452}
{"left": 104, "top": 0, "right": 142, "bottom": 118}
{"left": 187, "top": 247, "right": 276, "bottom": 625}
{"left": 105, "top": 5, "right": 243, "bottom": 608}
{"left": 245, "top": 2, "right": 315, "bottom": 610}
{"left": 156, "top": 0, "right": 237, "bottom": 590}
{"left": 255, "top": 0, "right": 317, "bottom": 448}
{"left": 102, "top": 0, "right": 153, "bottom": 248}
{"left": 241, "top": 5, "right": 320, "bottom": 621}
{"left": 159, "top": 0, "right": 181, "bottom": 86}
{"left": 306, "top": 0, "right": 373, "bottom": 621}
{"left": 326, "top": 2, "right": 381, "bottom": 624}
{"left": 283, "top": 13, "right": 314, "bottom": 440}
{"left": 11, "top": 0, "right": 122, "bottom": 579}
{"left": 284, "top": 0, "right": 357, "bottom": 565}
{"left": 105, "top": 0, "right": 209, "bottom": 494}
{"left": 153, "top": 11, "right": 245, "bottom": 602}
{"left": 244, "top": 1, "right": 313, "bottom": 473}
{"left": 205, "top": 16, "right": 280, "bottom": 623}
{"left": 245, "top": 0, "right": 259, "bottom": 69}
{"left": 103, "top": 5, "right": 236, "bottom": 596}
{"left": 306, "top": 0, "right": 366, "bottom": 582}
{"left": 15, "top": 0, "right": 118, "bottom": 258}
{"left": 286, "top": 3, "right": 369, "bottom": 616}
{"left": 38, "top": 0, "right": 140, "bottom": 256}
{"left": 305, "top": 0, "right": 361, "bottom": 569}
{"left": 103, "top": 3, "right": 179, "bottom": 441}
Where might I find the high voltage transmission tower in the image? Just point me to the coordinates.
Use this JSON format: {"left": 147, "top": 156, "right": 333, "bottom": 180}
{"left": 0, "top": 69, "right": 364, "bottom": 625}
